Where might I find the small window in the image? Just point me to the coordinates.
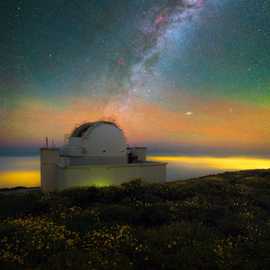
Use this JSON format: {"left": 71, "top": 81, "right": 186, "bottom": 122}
{"left": 102, "top": 150, "right": 106, "bottom": 153}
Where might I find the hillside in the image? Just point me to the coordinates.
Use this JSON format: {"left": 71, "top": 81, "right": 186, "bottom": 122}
{"left": 1, "top": 169, "right": 270, "bottom": 269}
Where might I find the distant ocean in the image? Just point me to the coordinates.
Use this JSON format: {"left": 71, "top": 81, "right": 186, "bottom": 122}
{"left": 1, "top": 155, "right": 270, "bottom": 188}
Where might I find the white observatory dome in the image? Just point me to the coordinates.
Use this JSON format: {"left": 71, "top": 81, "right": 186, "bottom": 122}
{"left": 41, "top": 120, "right": 167, "bottom": 192}
{"left": 61, "top": 121, "right": 127, "bottom": 163}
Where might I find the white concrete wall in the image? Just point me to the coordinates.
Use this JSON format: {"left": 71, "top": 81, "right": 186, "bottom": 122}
{"left": 66, "top": 156, "right": 128, "bottom": 165}
{"left": 40, "top": 148, "right": 59, "bottom": 192}
{"left": 51, "top": 162, "right": 166, "bottom": 191}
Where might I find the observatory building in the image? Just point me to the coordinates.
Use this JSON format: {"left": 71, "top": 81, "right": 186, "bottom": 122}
{"left": 40, "top": 121, "right": 167, "bottom": 192}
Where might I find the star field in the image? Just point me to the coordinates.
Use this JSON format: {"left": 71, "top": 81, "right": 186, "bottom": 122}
{"left": 1, "top": 0, "right": 270, "bottom": 155}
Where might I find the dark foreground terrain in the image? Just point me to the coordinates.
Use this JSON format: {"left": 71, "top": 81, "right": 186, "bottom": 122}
{"left": 1, "top": 170, "right": 270, "bottom": 270}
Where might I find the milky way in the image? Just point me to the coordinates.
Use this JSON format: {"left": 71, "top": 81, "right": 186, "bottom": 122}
{"left": 105, "top": 0, "right": 207, "bottom": 113}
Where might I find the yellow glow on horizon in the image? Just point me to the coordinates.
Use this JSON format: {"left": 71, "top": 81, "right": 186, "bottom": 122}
{"left": 0, "top": 170, "right": 40, "bottom": 188}
{"left": 149, "top": 156, "right": 270, "bottom": 171}
{"left": 1, "top": 155, "right": 270, "bottom": 188}
{"left": 92, "top": 179, "right": 111, "bottom": 187}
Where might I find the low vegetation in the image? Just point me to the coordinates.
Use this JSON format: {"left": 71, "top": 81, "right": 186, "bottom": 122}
{"left": 1, "top": 170, "right": 270, "bottom": 269}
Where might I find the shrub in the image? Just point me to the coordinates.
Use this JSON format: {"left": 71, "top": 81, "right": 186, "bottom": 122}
{"left": 1, "top": 171, "right": 270, "bottom": 269}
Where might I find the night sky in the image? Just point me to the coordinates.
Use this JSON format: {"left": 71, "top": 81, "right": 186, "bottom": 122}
{"left": 1, "top": 0, "right": 270, "bottom": 155}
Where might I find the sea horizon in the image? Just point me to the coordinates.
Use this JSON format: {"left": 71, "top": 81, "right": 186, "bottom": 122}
{"left": 1, "top": 154, "right": 270, "bottom": 189}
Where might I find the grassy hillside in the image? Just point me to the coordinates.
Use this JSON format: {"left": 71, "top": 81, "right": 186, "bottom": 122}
{"left": 1, "top": 170, "right": 270, "bottom": 269}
